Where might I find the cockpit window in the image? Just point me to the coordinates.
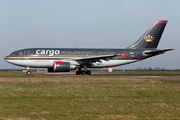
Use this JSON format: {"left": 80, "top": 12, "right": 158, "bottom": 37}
{"left": 10, "top": 53, "right": 18, "bottom": 56}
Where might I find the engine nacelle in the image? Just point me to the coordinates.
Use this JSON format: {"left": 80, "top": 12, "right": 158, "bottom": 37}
{"left": 53, "top": 61, "right": 76, "bottom": 72}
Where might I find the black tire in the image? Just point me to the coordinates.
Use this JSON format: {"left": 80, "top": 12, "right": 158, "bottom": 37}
{"left": 76, "top": 71, "right": 81, "bottom": 75}
{"left": 27, "top": 71, "right": 31, "bottom": 75}
{"left": 81, "top": 71, "right": 86, "bottom": 75}
{"left": 86, "top": 71, "right": 91, "bottom": 75}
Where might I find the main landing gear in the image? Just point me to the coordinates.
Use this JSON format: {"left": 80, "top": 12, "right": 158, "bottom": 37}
{"left": 76, "top": 65, "right": 91, "bottom": 75}
{"left": 76, "top": 70, "right": 91, "bottom": 75}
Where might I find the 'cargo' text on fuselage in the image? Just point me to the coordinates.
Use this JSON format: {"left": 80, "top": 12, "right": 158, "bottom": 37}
{"left": 36, "top": 50, "right": 60, "bottom": 56}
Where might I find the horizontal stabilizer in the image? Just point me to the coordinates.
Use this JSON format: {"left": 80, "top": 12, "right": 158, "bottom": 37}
{"left": 144, "top": 49, "right": 174, "bottom": 55}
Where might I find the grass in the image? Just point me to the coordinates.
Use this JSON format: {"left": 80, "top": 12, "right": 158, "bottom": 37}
{"left": 0, "top": 72, "right": 180, "bottom": 119}
{"left": 105, "top": 71, "right": 180, "bottom": 76}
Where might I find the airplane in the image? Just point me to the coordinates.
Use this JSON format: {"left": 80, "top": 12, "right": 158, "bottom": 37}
{"left": 4, "top": 20, "right": 173, "bottom": 75}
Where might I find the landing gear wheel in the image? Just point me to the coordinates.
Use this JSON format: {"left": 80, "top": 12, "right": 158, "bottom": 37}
{"left": 76, "top": 71, "right": 81, "bottom": 75}
{"left": 76, "top": 70, "right": 91, "bottom": 75}
{"left": 27, "top": 71, "right": 31, "bottom": 75}
{"left": 81, "top": 71, "right": 86, "bottom": 75}
{"left": 87, "top": 71, "right": 91, "bottom": 75}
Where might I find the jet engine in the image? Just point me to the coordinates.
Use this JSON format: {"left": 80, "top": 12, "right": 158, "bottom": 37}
{"left": 49, "top": 61, "right": 76, "bottom": 72}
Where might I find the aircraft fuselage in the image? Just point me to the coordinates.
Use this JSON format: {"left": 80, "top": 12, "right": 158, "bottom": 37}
{"left": 5, "top": 48, "right": 154, "bottom": 68}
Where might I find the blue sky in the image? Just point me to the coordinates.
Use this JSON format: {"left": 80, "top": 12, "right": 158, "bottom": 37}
{"left": 0, "top": 0, "right": 179, "bottom": 69}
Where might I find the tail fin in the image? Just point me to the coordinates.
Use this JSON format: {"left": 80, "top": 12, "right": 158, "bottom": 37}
{"left": 127, "top": 20, "right": 168, "bottom": 49}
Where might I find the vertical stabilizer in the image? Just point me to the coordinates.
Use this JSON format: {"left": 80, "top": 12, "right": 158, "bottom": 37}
{"left": 127, "top": 20, "right": 168, "bottom": 49}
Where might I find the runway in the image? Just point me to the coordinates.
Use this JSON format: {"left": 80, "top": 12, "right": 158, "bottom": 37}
{"left": 44, "top": 72, "right": 180, "bottom": 83}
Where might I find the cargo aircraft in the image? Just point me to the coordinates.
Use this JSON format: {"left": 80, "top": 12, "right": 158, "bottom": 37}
{"left": 4, "top": 20, "right": 173, "bottom": 75}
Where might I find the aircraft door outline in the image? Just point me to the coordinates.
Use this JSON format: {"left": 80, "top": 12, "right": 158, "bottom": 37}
{"left": 24, "top": 51, "right": 30, "bottom": 59}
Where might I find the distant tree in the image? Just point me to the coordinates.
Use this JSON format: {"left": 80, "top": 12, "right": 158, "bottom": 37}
{"left": 136, "top": 67, "right": 142, "bottom": 71}
{"left": 161, "top": 68, "right": 165, "bottom": 71}
{"left": 148, "top": 67, "right": 152, "bottom": 71}
{"left": 154, "top": 67, "right": 161, "bottom": 71}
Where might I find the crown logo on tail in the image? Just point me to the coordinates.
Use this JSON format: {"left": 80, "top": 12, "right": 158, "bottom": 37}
{"left": 144, "top": 35, "right": 154, "bottom": 42}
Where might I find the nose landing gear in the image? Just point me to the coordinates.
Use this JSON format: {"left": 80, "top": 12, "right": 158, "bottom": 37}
{"left": 27, "top": 71, "right": 31, "bottom": 75}
{"left": 26, "top": 67, "right": 31, "bottom": 75}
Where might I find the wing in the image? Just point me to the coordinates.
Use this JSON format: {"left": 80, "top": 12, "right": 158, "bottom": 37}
{"left": 73, "top": 54, "right": 117, "bottom": 62}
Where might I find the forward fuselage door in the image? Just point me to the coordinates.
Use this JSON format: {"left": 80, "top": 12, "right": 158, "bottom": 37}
{"left": 24, "top": 51, "right": 30, "bottom": 59}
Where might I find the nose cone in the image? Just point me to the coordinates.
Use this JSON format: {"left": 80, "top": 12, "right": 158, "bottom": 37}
{"left": 4, "top": 56, "right": 9, "bottom": 61}
{"left": 4, "top": 55, "right": 12, "bottom": 64}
